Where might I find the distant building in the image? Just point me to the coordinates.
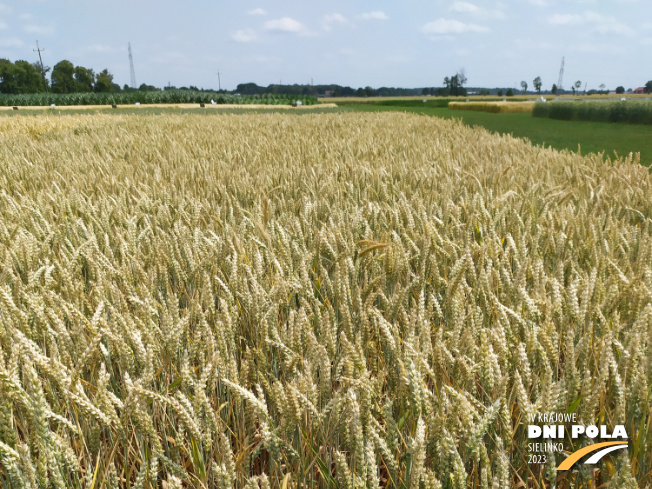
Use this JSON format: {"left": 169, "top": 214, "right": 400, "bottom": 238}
{"left": 633, "top": 87, "right": 646, "bottom": 94}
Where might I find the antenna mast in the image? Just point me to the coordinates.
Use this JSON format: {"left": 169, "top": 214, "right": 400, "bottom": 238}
{"left": 33, "top": 40, "right": 48, "bottom": 92}
{"left": 557, "top": 56, "right": 565, "bottom": 91}
{"left": 128, "top": 43, "right": 137, "bottom": 89}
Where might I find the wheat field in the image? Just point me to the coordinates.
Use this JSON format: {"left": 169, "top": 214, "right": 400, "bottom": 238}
{"left": 0, "top": 112, "right": 650, "bottom": 488}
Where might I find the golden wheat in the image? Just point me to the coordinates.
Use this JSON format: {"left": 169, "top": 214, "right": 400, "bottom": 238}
{"left": 0, "top": 112, "right": 650, "bottom": 488}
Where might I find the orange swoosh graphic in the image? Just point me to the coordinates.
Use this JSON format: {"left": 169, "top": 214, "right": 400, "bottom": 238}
{"left": 557, "top": 441, "right": 628, "bottom": 471}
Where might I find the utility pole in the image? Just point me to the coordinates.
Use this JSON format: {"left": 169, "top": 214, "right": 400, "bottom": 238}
{"left": 33, "top": 40, "right": 48, "bottom": 92}
{"left": 557, "top": 56, "right": 565, "bottom": 92}
{"left": 217, "top": 69, "right": 221, "bottom": 91}
{"left": 128, "top": 42, "right": 137, "bottom": 89}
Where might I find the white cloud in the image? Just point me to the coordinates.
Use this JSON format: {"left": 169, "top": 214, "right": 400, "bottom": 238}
{"left": 422, "top": 18, "right": 490, "bottom": 35}
{"left": 0, "top": 4, "right": 11, "bottom": 15}
{"left": 231, "top": 28, "right": 257, "bottom": 42}
{"left": 548, "top": 13, "right": 583, "bottom": 24}
{"left": 548, "top": 11, "right": 633, "bottom": 35}
{"left": 24, "top": 24, "right": 54, "bottom": 35}
{"left": 528, "top": 0, "right": 548, "bottom": 5}
{"left": 450, "top": 1, "right": 479, "bottom": 13}
{"left": 0, "top": 20, "right": 7, "bottom": 30}
{"left": 247, "top": 8, "right": 266, "bottom": 16}
{"left": 449, "top": 1, "right": 506, "bottom": 19}
{"left": 0, "top": 37, "right": 24, "bottom": 48}
{"left": 19, "top": 13, "right": 32, "bottom": 20}
{"left": 360, "top": 11, "right": 388, "bottom": 20}
{"left": 321, "top": 13, "right": 349, "bottom": 31}
{"left": 264, "top": 17, "right": 307, "bottom": 34}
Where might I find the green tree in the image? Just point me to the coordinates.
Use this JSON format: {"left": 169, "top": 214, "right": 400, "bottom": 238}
{"left": 0, "top": 58, "right": 19, "bottom": 93}
{"left": 551, "top": 84, "right": 557, "bottom": 95}
{"left": 521, "top": 80, "right": 527, "bottom": 93}
{"left": 645, "top": 81, "right": 652, "bottom": 94}
{"left": 443, "top": 71, "right": 467, "bottom": 96}
{"left": 533, "top": 76, "right": 542, "bottom": 94}
{"left": 74, "top": 66, "right": 94, "bottom": 92}
{"left": 573, "top": 80, "right": 581, "bottom": 95}
{"left": 51, "top": 60, "right": 76, "bottom": 93}
{"left": 94, "top": 68, "right": 114, "bottom": 92}
{"left": 615, "top": 86, "right": 625, "bottom": 94}
{"left": 13, "top": 60, "right": 44, "bottom": 93}
{"left": 506, "top": 88, "right": 514, "bottom": 97}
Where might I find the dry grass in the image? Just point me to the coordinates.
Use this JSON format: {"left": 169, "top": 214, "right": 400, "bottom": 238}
{"left": 0, "top": 112, "right": 650, "bottom": 488}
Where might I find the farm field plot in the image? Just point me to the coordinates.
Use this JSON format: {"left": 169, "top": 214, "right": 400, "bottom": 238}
{"left": 342, "top": 104, "right": 652, "bottom": 166}
{"left": 0, "top": 112, "right": 651, "bottom": 488}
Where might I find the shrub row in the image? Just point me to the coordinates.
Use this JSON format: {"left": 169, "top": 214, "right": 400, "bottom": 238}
{"left": 533, "top": 100, "right": 652, "bottom": 125}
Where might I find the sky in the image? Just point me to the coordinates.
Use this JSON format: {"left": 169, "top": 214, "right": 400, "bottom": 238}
{"left": 0, "top": 0, "right": 650, "bottom": 91}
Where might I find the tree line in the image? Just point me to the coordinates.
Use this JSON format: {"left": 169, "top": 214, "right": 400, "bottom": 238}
{"left": 0, "top": 58, "right": 123, "bottom": 94}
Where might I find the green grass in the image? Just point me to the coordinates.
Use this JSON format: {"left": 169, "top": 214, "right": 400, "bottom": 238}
{"left": 342, "top": 104, "right": 652, "bottom": 166}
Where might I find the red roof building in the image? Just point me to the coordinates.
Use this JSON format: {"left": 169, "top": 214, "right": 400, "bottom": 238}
{"left": 633, "top": 87, "right": 646, "bottom": 94}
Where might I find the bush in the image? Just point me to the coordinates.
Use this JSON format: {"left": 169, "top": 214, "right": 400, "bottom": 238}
{"left": 532, "top": 100, "right": 652, "bottom": 125}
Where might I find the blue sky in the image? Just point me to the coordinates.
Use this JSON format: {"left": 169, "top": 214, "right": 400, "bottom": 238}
{"left": 0, "top": 0, "right": 649, "bottom": 90}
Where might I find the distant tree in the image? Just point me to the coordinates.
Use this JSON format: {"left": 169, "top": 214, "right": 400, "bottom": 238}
{"left": 74, "top": 66, "right": 94, "bottom": 92}
{"left": 458, "top": 68, "right": 467, "bottom": 87}
{"left": 551, "top": 84, "right": 557, "bottom": 95}
{"left": 497, "top": 89, "right": 503, "bottom": 96}
{"left": 11, "top": 60, "right": 45, "bottom": 93}
{"left": 138, "top": 83, "right": 158, "bottom": 91}
{"left": 94, "top": 68, "right": 114, "bottom": 92}
{"left": 615, "top": 86, "right": 625, "bottom": 94}
{"left": 521, "top": 81, "right": 528, "bottom": 93}
{"left": 443, "top": 70, "right": 467, "bottom": 96}
{"left": 236, "top": 82, "right": 264, "bottom": 95}
{"left": 506, "top": 88, "right": 514, "bottom": 97}
{"left": 33, "top": 61, "right": 50, "bottom": 92}
{"left": 645, "top": 81, "right": 652, "bottom": 94}
{"left": 481, "top": 89, "right": 489, "bottom": 95}
{"left": 0, "top": 58, "right": 19, "bottom": 93}
{"left": 51, "top": 60, "right": 76, "bottom": 93}
{"left": 599, "top": 83, "right": 606, "bottom": 94}
{"left": 364, "top": 86, "right": 375, "bottom": 97}
{"left": 533, "top": 76, "right": 542, "bottom": 94}
{"left": 573, "top": 80, "right": 581, "bottom": 95}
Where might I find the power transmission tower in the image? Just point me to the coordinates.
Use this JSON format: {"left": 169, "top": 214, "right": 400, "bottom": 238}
{"left": 128, "top": 43, "right": 137, "bottom": 89}
{"left": 557, "top": 56, "right": 565, "bottom": 92}
{"left": 33, "top": 40, "right": 48, "bottom": 92}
